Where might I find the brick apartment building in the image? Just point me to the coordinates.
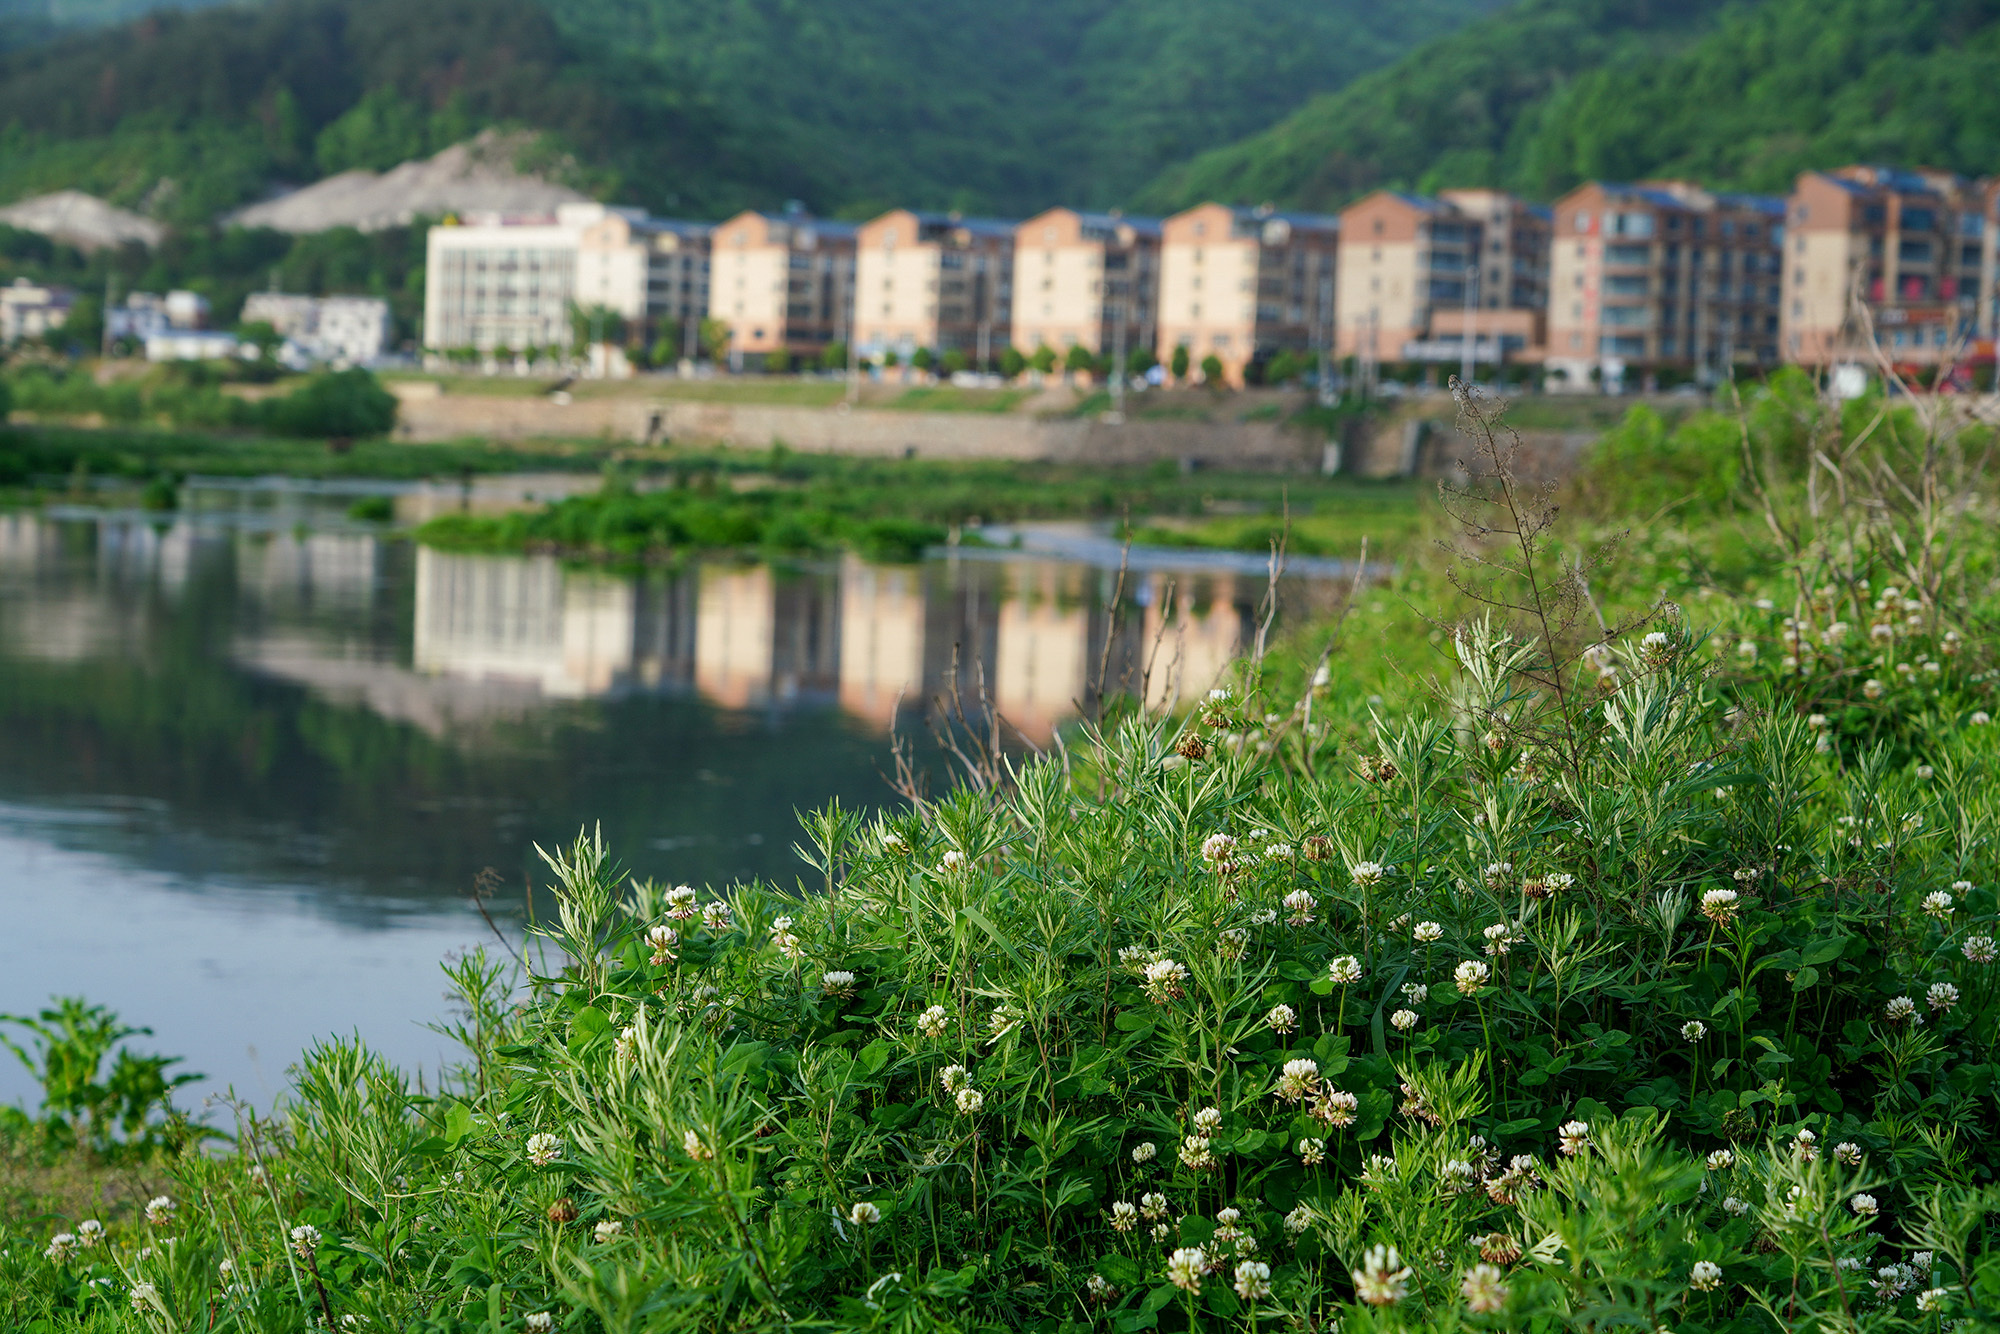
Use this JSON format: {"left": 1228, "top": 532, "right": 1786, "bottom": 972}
{"left": 1334, "top": 188, "right": 1549, "bottom": 368}
{"left": 1010, "top": 208, "right": 1161, "bottom": 363}
{"left": 424, "top": 203, "right": 709, "bottom": 355}
{"left": 1781, "top": 166, "right": 2000, "bottom": 368}
{"left": 1546, "top": 182, "right": 1785, "bottom": 386}
{"left": 1154, "top": 202, "right": 1339, "bottom": 386}
{"left": 853, "top": 210, "right": 1016, "bottom": 365}
{"left": 707, "top": 207, "right": 858, "bottom": 363}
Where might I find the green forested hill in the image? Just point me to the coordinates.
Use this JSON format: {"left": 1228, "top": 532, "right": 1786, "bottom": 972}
{"left": 0, "top": 0, "right": 1503, "bottom": 225}
{"left": 1139, "top": 0, "right": 2000, "bottom": 213}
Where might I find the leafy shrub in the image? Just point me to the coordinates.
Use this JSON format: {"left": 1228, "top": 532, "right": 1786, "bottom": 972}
{"left": 259, "top": 369, "right": 398, "bottom": 440}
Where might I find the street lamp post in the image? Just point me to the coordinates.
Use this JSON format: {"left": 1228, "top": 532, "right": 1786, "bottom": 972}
{"left": 1461, "top": 263, "right": 1479, "bottom": 390}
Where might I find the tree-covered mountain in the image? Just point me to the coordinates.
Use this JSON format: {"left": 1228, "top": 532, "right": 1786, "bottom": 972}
{"left": 0, "top": 0, "right": 1503, "bottom": 225}
{"left": 1138, "top": 0, "right": 2000, "bottom": 213}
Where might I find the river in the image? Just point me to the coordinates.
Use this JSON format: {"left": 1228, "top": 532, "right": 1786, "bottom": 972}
{"left": 0, "top": 484, "right": 1349, "bottom": 1110}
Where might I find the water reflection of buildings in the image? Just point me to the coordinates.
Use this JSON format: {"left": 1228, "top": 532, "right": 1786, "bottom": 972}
{"left": 2, "top": 513, "right": 1293, "bottom": 743}
{"left": 411, "top": 547, "right": 1263, "bottom": 740}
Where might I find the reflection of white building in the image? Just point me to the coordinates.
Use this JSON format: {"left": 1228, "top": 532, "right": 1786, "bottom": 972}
{"left": 1141, "top": 573, "right": 1248, "bottom": 710}
{"left": 694, "top": 565, "right": 775, "bottom": 708}
{"left": 238, "top": 531, "right": 380, "bottom": 616}
{"left": 414, "top": 548, "right": 647, "bottom": 698}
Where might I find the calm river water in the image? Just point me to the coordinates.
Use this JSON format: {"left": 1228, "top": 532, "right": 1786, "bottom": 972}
{"left": 0, "top": 485, "right": 1348, "bottom": 1109}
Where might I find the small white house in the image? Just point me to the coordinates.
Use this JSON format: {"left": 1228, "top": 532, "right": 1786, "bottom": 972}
{"left": 0, "top": 277, "right": 75, "bottom": 344}
{"left": 242, "top": 291, "right": 391, "bottom": 366}
{"left": 146, "top": 330, "right": 243, "bottom": 362}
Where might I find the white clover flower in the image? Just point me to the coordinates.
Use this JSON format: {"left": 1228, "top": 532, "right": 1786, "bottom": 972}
{"left": 701, "top": 901, "right": 734, "bottom": 931}
{"left": 1265, "top": 843, "right": 1295, "bottom": 861}
{"left": 1953, "top": 879, "right": 1973, "bottom": 892}
{"left": 880, "top": 830, "right": 909, "bottom": 855}
{"left": 1180, "top": 1135, "right": 1216, "bottom": 1170}
{"left": 1461, "top": 1263, "right": 1509, "bottom": 1314}
{"left": 1086, "top": 1274, "right": 1115, "bottom": 1302}
{"left": 1349, "top": 861, "right": 1385, "bottom": 888}
{"left": 1132, "top": 1141, "right": 1157, "bottom": 1164}
{"left": 646, "top": 923, "right": 679, "bottom": 963}
{"left": 1391, "top": 1009, "right": 1418, "bottom": 1032}
{"left": 770, "top": 916, "right": 805, "bottom": 959}
{"left": 1699, "top": 888, "right": 1740, "bottom": 924}
{"left": 1974, "top": 710, "right": 1993, "bottom": 725}
{"left": 1834, "top": 1141, "right": 1862, "bottom": 1166}
{"left": 1297, "top": 1137, "right": 1326, "bottom": 1165}
{"left": 1412, "top": 922, "right": 1444, "bottom": 945}
{"left": 917, "top": 1004, "right": 950, "bottom": 1038}
{"left": 128, "top": 1281, "right": 161, "bottom": 1313}
{"left": 1737, "top": 639, "right": 1758, "bottom": 660}
{"left": 1218, "top": 927, "right": 1250, "bottom": 961}
{"left": 1265, "top": 1003, "right": 1298, "bottom": 1034}
{"left": 594, "top": 1220, "right": 623, "bottom": 1243}
{"left": 44, "top": 1232, "right": 78, "bottom": 1263}
{"left": 935, "top": 849, "right": 966, "bottom": 876}
{"left": 1482, "top": 922, "right": 1515, "bottom": 957}
{"left": 1193, "top": 1106, "right": 1223, "bottom": 1133}
{"left": 1558, "top": 1120, "right": 1590, "bottom": 1157}
{"left": 941, "top": 1064, "right": 970, "bottom": 1093}
{"left": 614, "top": 1025, "right": 637, "bottom": 1063}
{"left": 1233, "top": 1260, "right": 1272, "bottom": 1300}
{"left": 1913, "top": 1251, "right": 1934, "bottom": 1274}
{"left": 848, "top": 1202, "right": 881, "bottom": 1226}
{"left": 1722, "top": 1195, "right": 1750, "bottom": 1216}
{"left": 290, "top": 1224, "right": 321, "bottom": 1258}
{"left": 1283, "top": 888, "right": 1318, "bottom": 924}
{"left": 1166, "top": 1246, "right": 1207, "bottom": 1293}
{"left": 1884, "top": 996, "right": 1917, "bottom": 1021}
{"left": 1923, "top": 891, "right": 1954, "bottom": 918}
{"left": 1916, "top": 763, "right": 1935, "bottom": 779}
{"left": 1929, "top": 981, "right": 1960, "bottom": 1012}
{"left": 144, "top": 1195, "right": 175, "bottom": 1226}
{"left": 1863, "top": 678, "right": 1885, "bottom": 699}
{"left": 526, "top": 1315, "right": 554, "bottom": 1333}
{"left": 1682, "top": 1020, "right": 1707, "bottom": 1042}
{"left": 1965, "top": 936, "right": 1998, "bottom": 963}
{"left": 683, "top": 1129, "right": 714, "bottom": 1161}
{"left": 1316, "top": 1090, "right": 1359, "bottom": 1129}
{"left": 1402, "top": 982, "right": 1428, "bottom": 1004}
{"left": 1110, "top": 1201, "right": 1138, "bottom": 1232}
{"left": 1689, "top": 1260, "right": 1724, "bottom": 1292}
{"left": 1794, "top": 1128, "right": 1819, "bottom": 1161}
{"left": 1151, "top": 1222, "right": 1171, "bottom": 1242}
{"left": 1328, "top": 955, "right": 1362, "bottom": 984}
{"left": 1143, "top": 957, "right": 1189, "bottom": 1002}
{"left": 1917, "top": 1287, "right": 1950, "bottom": 1313}
{"left": 955, "top": 1087, "right": 984, "bottom": 1115}
{"left": 1352, "top": 1244, "right": 1412, "bottom": 1306}
{"left": 1200, "top": 833, "right": 1239, "bottom": 865}
{"left": 663, "top": 884, "right": 698, "bottom": 920}
{"left": 76, "top": 1219, "right": 103, "bottom": 1246}
{"left": 822, "top": 970, "right": 857, "bottom": 997}
{"left": 525, "top": 1133, "right": 563, "bottom": 1166}
{"left": 1706, "top": 1149, "right": 1734, "bottom": 1171}
{"left": 1454, "top": 959, "right": 1490, "bottom": 994}
{"left": 1275, "top": 1057, "right": 1320, "bottom": 1102}
{"left": 1850, "top": 1193, "right": 1879, "bottom": 1218}
{"left": 1283, "top": 1204, "right": 1313, "bottom": 1236}
{"left": 1140, "top": 1192, "right": 1168, "bottom": 1219}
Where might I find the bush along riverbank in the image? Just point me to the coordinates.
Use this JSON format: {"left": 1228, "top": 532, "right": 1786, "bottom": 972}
{"left": 5, "top": 385, "right": 2000, "bottom": 1332}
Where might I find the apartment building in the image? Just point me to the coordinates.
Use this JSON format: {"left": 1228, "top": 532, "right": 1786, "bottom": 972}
{"left": 1780, "top": 166, "right": 1998, "bottom": 367}
{"left": 1546, "top": 181, "right": 1785, "bottom": 386}
{"left": 424, "top": 202, "right": 710, "bottom": 354}
{"left": 707, "top": 208, "right": 858, "bottom": 360}
{"left": 853, "top": 210, "right": 1015, "bottom": 364}
{"left": 1154, "top": 202, "right": 1339, "bottom": 386}
{"left": 1334, "top": 189, "right": 1550, "bottom": 366}
{"left": 1010, "top": 208, "right": 1161, "bottom": 361}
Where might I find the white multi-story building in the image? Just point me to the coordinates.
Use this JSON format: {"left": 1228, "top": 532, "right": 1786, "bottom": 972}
{"left": 0, "top": 278, "right": 75, "bottom": 344}
{"left": 242, "top": 291, "right": 392, "bottom": 365}
{"left": 423, "top": 202, "right": 710, "bottom": 356}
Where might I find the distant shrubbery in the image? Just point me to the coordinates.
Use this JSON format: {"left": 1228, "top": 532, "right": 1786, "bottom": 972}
{"left": 1, "top": 363, "right": 396, "bottom": 440}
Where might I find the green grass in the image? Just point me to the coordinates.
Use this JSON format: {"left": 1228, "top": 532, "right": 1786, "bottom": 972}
{"left": 884, "top": 386, "right": 1034, "bottom": 414}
